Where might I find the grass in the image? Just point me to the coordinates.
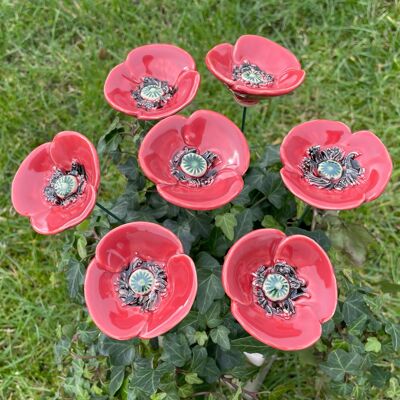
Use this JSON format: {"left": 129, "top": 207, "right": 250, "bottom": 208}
{"left": 0, "top": 0, "right": 399, "bottom": 398}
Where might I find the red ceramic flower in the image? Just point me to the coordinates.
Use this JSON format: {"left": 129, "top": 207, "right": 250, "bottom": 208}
{"left": 222, "top": 229, "right": 337, "bottom": 351}
{"left": 11, "top": 131, "right": 100, "bottom": 235}
{"left": 138, "top": 110, "right": 250, "bottom": 210}
{"left": 205, "top": 35, "right": 305, "bottom": 106}
{"left": 280, "top": 120, "right": 393, "bottom": 210}
{"left": 84, "top": 222, "right": 197, "bottom": 340}
{"left": 104, "top": 44, "right": 200, "bottom": 120}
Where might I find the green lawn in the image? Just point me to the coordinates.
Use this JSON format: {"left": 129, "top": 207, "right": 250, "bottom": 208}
{"left": 1, "top": 0, "right": 399, "bottom": 398}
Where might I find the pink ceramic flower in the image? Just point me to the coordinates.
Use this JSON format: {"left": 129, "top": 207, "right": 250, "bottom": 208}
{"left": 280, "top": 120, "right": 393, "bottom": 210}
{"left": 11, "top": 131, "right": 100, "bottom": 235}
{"left": 222, "top": 229, "right": 337, "bottom": 351}
{"left": 206, "top": 35, "right": 305, "bottom": 106}
{"left": 104, "top": 44, "right": 200, "bottom": 120}
{"left": 138, "top": 110, "right": 250, "bottom": 210}
{"left": 84, "top": 222, "right": 197, "bottom": 340}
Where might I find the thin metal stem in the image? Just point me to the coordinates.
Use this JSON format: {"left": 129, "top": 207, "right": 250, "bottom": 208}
{"left": 95, "top": 201, "right": 125, "bottom": 224}
{"left": 241, "top": 106, "right": 247, "bottom": 133}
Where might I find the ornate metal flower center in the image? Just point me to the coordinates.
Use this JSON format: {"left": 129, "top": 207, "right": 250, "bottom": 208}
{"left": 301, "top": 146, "right": 364, "bottom": 190}
{"left": 116, "top": 258, "right": 167, "bottom": 312}
{"left": 44, "top": 161, "right": 86, "bottom": 206}
{"left": 253, "top": 262, "right": 307, "bottom": 318}
{"left": 232, "top": 61, "right": 274, "bottom": 87}
{"left": 132, "top": 77, "right": 176, "bottom": 110}
{"left": 170, "top": 147, "right": 219, "bottom": 187}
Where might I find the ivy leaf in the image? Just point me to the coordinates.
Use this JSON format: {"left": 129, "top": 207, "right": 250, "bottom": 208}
{"left": 188, "top": 213, "right": 213, "bottom": 239}
{"left": 234, "top": 209, "right": 254, "bottom": 240}
{"left": 365, "top": 337, "right": 381, "bottom": 353}
{"left": 210, "top": 326, "right": 230, "bottom": 350}
{"left": 100, "top": 336, "right": 136, "bottom": 366}
{"left": 161, "top": 333, "right": 191, "bottom": 367}
{"left": 216, "top": 348, "right": 245, "bottom": 371}
{"left": 196, "top": 252, "right": 220, "bottom": 270}
{"left": 109, "top": 366, "right": 125, "bottom": 396}
{"left": 259, "top": 145, "right": 281, "bottom": 168}
{"left": 285, "top": 227, "right": 331, "bottom": 252}
{"left": 230, "top": 336, "right": 275, "bottom": 356}
{"left": 130, "top": 359, "right": 163, "bottom": 397}
{"left": 163, "top": 219, "right": 196, "bottom": 253}
{"left": 205, "top": 301, "right": 222, "bottom": 328}
{"left": 199, "top": 358, "right": 221, "bottom": 384}
{"left": 118, "top": 157, "right": 144, "bottom": 185}
{"left": 264, "top": 172, "right": 287, "bottom": 209}
{"left": 368, "top": 366, "right": 391, "bottom": 388}
{"left": 177, "top": 311, "right": 199, "bottom": 330}
{"left": 320, "top": 349, "right": 363, "bottom": 381}
{"left": 347, "top": 313, "right": 368, "bottom": 336}
{"left": 342, "top": 292, "right": 370, "bottom": 326}
{"left": 66, "top": 259, "right": 85, "bottom": 300}
{"left": 245, "top": 167, "right": 266, "bottom": 192}
{"left": 97, "top": 117, "right": 124, "bottom": 155}
{"left": 385, "top": 322, "right": 400, "bottom": 351}
{"left": 196, "top": 269, "right": 224, "bottom": 314}
{"left": 185, "top": 372, "right": 203, "bottom": 385}
{"left": 76, "top": 235, "right": 87, "bottom": 259}
{"left": 215, "top": 213, "right": 237, "bottom": 241}
{"left": 190, "top": 346, "right": 208, "bottom": 375}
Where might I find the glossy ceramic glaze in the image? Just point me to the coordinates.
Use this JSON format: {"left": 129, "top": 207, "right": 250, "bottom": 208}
{"left": 104, "top": 44, "right": 200, "bottom": 120}
{"left": 205, "top": 35, "right": 305, "bottom": 106}
{"left": 222, "top": 229, "right": 337, "bottom": 351}
{"left": 138, "top": 110, "right": 250, "bottom": 210}
{"left": 84, "top": 222, "right": 197, "bottom": 340}
{"left": 11, "top": 131, "right": 100, "bottom": 235}
{"left": 280, "top": 120, "right": 393, "bottom": 210}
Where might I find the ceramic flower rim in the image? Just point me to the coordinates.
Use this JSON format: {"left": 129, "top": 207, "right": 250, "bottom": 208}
{"left": 11, "top": 131, "right": 100, "bottom": 235}
{"left": 205, "top": 34, "right": 305, "bottom": 106}
{"left": 104, "top": 44, "right": 200, "bottom": 120}
{"left": 222, "top": 229, "right": 337, "bottom": 351}
{"left": 84, "top": 222, "right": 197, "bottom": 340}
{"left": 280, "top": 119, "right": 393, "bottom": 210}
{"left": 138, "top": 110, "right": 250, "bottom": 210}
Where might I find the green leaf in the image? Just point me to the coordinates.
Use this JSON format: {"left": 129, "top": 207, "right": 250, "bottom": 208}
{"left": 130, "top": 360, "right": 163, "bottom": 397}
{"left": 245, "top": 167, "right": 266, "bottom": 192}
{"left": 386, "top": 377, "right": 400, "bottom": 399}
{"left": 285, "top": 227, "right": 331, "bottom": 251}
{"left": 163, "top": 219, "right": 195, "bottom": 253}
{"left": 118, "top": 157, "right": 143, "bottom": 184}
{"left": 76, "top": 235, "right": 87, "bottom": 259}
{"left": 264, "top": 172, "right": 287, "bottom": 208}
{"left": 365, "top": 337, "right": 381, "bottom": 353}
{"left": 368, "top": 366, "right": 391, "bottom": 388}
{"left": 320, "top": 349, "right": 363, "bottom": 382}
{"left": 215, "top": 213, "right": 237, "bottom": 241}
{"left": 347, "top": 313, "right": 368, "bottom": 336}
{"left": 342, "top": 292, "right": 370, "bottom": 326}
{"left": 196, "top": 269, "right": 224, "bottom": 314}
{"left": 259, "top": 145, "right": 281, "bottom": 168}
{"left": 205, "top": 301, "right": 222, "bottom": 328}
{"left": 66, "top": 259, "right": 85, "bottom": 300}
{"left": 100, "top": 337, "right": 136, "bottom": 366}
{"left": 261, "top": 215, "right": 283, "bottom": 229}
{"left": 199, "top": 358, "right": 221, "bottom": 384}
{"left": 189, "top": 213, "right": 213, "bottom": 239}
{"left": 190, "top": 346, "right": 207, "bottom": 375}
{"left": 194, "top": 331, "right": 208, "bottom": 346}
{"left": 177, "top": 384, "right": 193, "bottom": 398}
{"left": 184, "top": 372, "right": 203, "bottom": 385}
{"left": 210, "top": 326, "right": 230, "bottom": 350}
{"left": 110, "top": 366, "right": 125, "bottom": 396}
{"left": 385, "top": 322, "right": 400, "bottom": 351}
{"left": 196, "top": 252, "right": 220, "bottom": 270}
{"left": 161, "top": 333, "right": 191, "bottom": 367}
{"left": 234, "top": 209, "right": 254, "bottom": 240}
{"left": 230, "top": 336, "right": 275, "bottom": 356}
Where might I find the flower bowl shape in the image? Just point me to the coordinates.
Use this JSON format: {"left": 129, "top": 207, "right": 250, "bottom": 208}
{"left": 280, "top": 120, "right": 393, "bottom": 210}
{"left": 222, "top": 229, "right": 337, "bottom": 351}
{"left": 205, "top": 34, "right": 305, "bottom": 106}
{"left": 138, "top": 110, "right": 250, "bottom": 210}
{"left": 104, "top": 44, "right": 201, "bottom": 120}
{"left": 11, "top": 131, "right": 100, "bottom": 235}
{"left": 84, "top": 222, "right": 197, "bottom": 340}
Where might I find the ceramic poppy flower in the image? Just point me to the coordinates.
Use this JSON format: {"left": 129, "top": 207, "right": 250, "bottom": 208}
{"left": 138, "top": 110, "right": 250, "bottom": 210}
{"left": 84, "top": 222, "right": 197, "bottom": 340}
{"left": 11, "top": 131, "right": 100, "bottom": 235}
{"left": 104, "top": 44, "right": 200, "bottom": 120}
{"left": 222, "top": 229, "right": 337, "bottom": 351}
{"left": 280, "top": 120, "right": 393, "bottom": 210}
{"left": 205, "top": 34, "right": 305, "bottom": 106}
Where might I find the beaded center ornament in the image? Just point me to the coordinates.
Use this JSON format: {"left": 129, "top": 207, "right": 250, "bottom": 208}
{"left": 171, "top": 147, "right": 219, "bottom": 187}
{"left": 116, "top": 258, "right": 167, "bottom": 312}
{"left": 301, "top": 146, "right": 364, "bottom": 190}
{"left": 232, "top": 60, "right": 274, "bottom": 87}
{"left": 44, "top": 161, "right": 86, "bottom": 206}
{"left": 132, "top": 77, "right": 176, "bottom": 110}
{"left": 253, "top": 262, "right": 307, "bottom": 318}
